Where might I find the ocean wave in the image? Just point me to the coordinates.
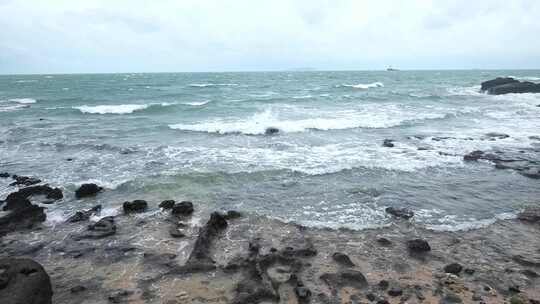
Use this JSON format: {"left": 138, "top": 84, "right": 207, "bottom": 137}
{"left": 339, "top": 82, "right": 384, "bottom": 89}
{"left": 74, "top": 102, "right": 174, "bottom": 114}
{"left": 0, "top": 104, "right": 30, "bottom": 112}
{"left": 182, "top": 100, "right": 211, "bottom": 106}
{"left": 9, "top": 98, "right": 37, "bottom": 104}
{"left": 188, "top": 83, "right": 239, "bottom": 87}
{"left": 292, "top": 95, "right": 313, "bottom": 99}
{"left": 169, "top": 107, "right": 446, "bottom": 135}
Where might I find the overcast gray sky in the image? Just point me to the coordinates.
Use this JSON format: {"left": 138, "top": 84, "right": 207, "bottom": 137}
{"left": 1, "top": 0, "right": 539, "bottom": 74}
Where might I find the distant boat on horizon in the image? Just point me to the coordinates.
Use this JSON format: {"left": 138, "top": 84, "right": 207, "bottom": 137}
{"left": 386, "top": 66, "right": 400, "bottom": 71}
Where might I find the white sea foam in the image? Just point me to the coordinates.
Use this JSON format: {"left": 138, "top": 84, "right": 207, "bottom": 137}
{"left": 169, "top": 107, "right": 445, "bottom": 135}
{"left": 183, "top": 100, "right": 211, "bottom": 106}
{"left": 0, "top": 104, "right": 29, "bottom": 112}
{"left": 75, "top": 104, "right": 149, "bottom": 114}
{"left": 9, "top": 98, "right": 37, "bottom": 104}
{"left": 339, "top": 82, "right": 384, "bottom": 89}
{"left": 292, "top": 95, "right": 313, "bottom": 99}
{"left": 74, "top": 102, "right": 175, "bottom": 114}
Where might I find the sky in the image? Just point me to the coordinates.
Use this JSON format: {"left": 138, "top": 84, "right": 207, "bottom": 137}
{"left": 1, "top": 0, "right": 540, "bottom": 74}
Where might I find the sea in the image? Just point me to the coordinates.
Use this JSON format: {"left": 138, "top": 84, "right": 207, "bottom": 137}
{"left": 1, "top": 70, "right": 539, "bottom": 231}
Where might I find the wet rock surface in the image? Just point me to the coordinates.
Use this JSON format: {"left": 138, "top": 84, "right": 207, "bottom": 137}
{"left": 385, "top": 207, "right": 414, "bottom": 219}
{"left": 463, "top": 149, "right": 540, "bottom": 179}
{"left": 0, "top": 258, "right": 53, "bottom": 304}
{"left": 481, "top": 77, "right": 540, "bottom": 95}
{"left": 123, "top": 200, "right": 148, "bottom": 213}
{"left": 0, "top": 183, "right": 539, "bottom": 304}
{"left": 75, "top": 183, "right": 102, "bottom": 199}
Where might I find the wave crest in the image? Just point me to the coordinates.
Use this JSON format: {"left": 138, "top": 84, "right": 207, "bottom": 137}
{"left": 339, "top": 82, "right": 384, "bottom": 89}
{"left": 9, "top": 98, "right": 37, "bottom": 104}
{"left": 189, "top": 83, "right": 239, "bottom": 88}
{"left": 74, "top": 102, "right": 175, "bottom": 114}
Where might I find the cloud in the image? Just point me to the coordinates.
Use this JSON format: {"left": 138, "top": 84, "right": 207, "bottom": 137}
{"left": 0, "top": 0, "right": 539, "bottom": 74}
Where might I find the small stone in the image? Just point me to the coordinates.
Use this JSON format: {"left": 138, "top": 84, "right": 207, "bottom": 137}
{"left": 123, "top": 200, "right": 148, "bottom": 213}
{"left": 388, "top": 287, "right": 403, "bottom": 297}
{"left": 378, "top": 279, "right": 389, "bottom": 290}
{"left": 383, "top": 139, "right": 395, "bottom": 147}
{"left": 444, "top": 263, "right": 463, "bottom": 275}
{"left": 332, "top": 252, "right": 355, "bottom": 267}
{"left": 366, "top": 293, "right": 377, "bottom": 301}
{"left": 464, "top": 268, "right": 475, "bottom": 275}
{"left": 377, "top": 238, "right": 392, "bottom": 246}
{"left": 407, "top": 239, "right": 431, "bottom": 253}
{"left": 265, "top": 127, "right": 280, "bottom": 135}
{"left": 159, "top": 200, "right": 175, "bottom": 209}
{"left": 171, "top": 201, "right": 194, "bottom": 216}
{"left": 385, "top": 207, "right": 414, "bottom": 219}
{"left": 509, "top": 285, "right": 520, "bottom": 293}
{"left": 70, "top": 285, "right": 86, "bottom": 293}
{"left": 169, "top": 227, "right": 185, "bottom": 238}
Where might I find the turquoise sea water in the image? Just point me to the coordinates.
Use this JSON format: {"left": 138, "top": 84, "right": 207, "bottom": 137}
{"left": 1, "top": 70, "right": 539, "bottom": 230}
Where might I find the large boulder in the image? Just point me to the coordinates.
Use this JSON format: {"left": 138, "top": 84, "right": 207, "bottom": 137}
{"left": 123, "top": 200, "right": 148, "bottom": 213}
{"left": 480, "top": 77, "right": 519, "bottom": 92}
{"left": 75, "top": 183, "right": 102, "bottom": 199}
{"left": 480, "top": 77, "right": 540, "bottom": 95}
{"left": 4, "top": 185, "right": 63, "bottom": 205}
{"left": 488, "top": 81, "right": 540, "bottom": 95}
{"left": 0, "top": 196, "right": 46, "bottom": 237}
{"left": 0, "top": 258, "right": 53, "bottom": 304}
{"left": 171, "top": 201, "right": 194, "bottom": 216}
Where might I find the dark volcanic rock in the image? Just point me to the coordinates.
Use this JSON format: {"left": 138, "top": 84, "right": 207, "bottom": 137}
{"left": 0, "top": 172, "right": 9, "bottom": 178}
{"left": 171, "top": 201, "right": 194, "bottom": 216}
{"left": 388, "top": 286, "right": 403, "bottom": 297}
{"left": 332, "top": 252, "right": 355, "bottom": 267}
{"left": 74, "top": 216, "right": 116, "bottom": 240}
{"left": 123, "top": 200, "right": 148, "bottom": 213}
{"left": 66, "top": 205, "right": 102, "bottom": 223}
{"left": 10, "top": 175, "right": 42, "bottom": 186}
{"left": 265, "top": 127, "right": 280, "bottom": 135}
{"left": 407, "top": 239, "right": 431, "bottom": 255}
{"left": 383, "top": 139, "right": 395, "bottom": 147}
{"left": 488, "top": 81, "right": 540, "bottom": 95}
{"left": 159, "top": 200, "right": 175, "bottom": 209}
{"left": 377, "top": 237, "right": 392, "bottom": 246}
{"left": 385, "top": 207, "right": 414, "bottom": 219}
{"left": 75, "top": 183, "right": 103, "bottom": 199}
{"left": 0, "top": 196, "right": 46, "bottom": 236}
{"left": 183, "top": 212, "right": 228, "bottom": 271}
{"left": 5, "top": 185, "right": 63, "bottom": 205}
{"left": 483, "top": 132, "right": 510, "bottom": 140}
{"left": 517, "top": 207, "right": 540, "bottom": 223}
{"left": 444, "top": 263, "right": 463, "bottom": 275}
{"left": 320, "top": 270, "right": 369, "bottom": 291}
{"left": 480, "top": 77, "right": 519, "bottom": 92}
{"left": 224, "top": 210, "right": 243, "bottom": 220}
{"left": 0, "top": 258, "right": 52, "bottom": 304}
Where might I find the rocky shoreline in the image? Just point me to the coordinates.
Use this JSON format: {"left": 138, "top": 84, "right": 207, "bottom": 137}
{"left": 1, "top": 174, "right": 540, "bottom": 304}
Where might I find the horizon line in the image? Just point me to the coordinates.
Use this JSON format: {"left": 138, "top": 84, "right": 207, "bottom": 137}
{"left": 1, "top": 67, "right": 540, "bottom": 76}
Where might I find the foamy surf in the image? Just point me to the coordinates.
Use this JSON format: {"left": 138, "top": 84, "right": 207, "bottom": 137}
{"left": 9, "top": 98, "right": 37, "bottom": 104}
{"left": 189, "top": 83, "right": 239, "bottom": 87}
{"left": 339, "top": 82, "right": 384, "bottom": 89}
{"left": 169, "top": 107, "right": 447, "bottom": 135}
{"left": 74, "top": 102, "right": 175, "bottom": 114}
{"left": 182, "top": 100, "right": 211, "bottom": 106}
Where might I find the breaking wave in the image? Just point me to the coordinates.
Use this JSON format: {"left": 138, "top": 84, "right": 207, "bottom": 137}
{"left": 339, "top": 82, "right": 384, "bottom": 89}
{"left": 9, "top": 98, "right": 37, "bottom": 104}
{"left": 169, "top": 107, "right": 446, "bottom": 135}
{"left": 189, "top": 83, "right": 239, "bottom": 88}
{"left": 74, "top": 102, "right": 175, "bottom": 114}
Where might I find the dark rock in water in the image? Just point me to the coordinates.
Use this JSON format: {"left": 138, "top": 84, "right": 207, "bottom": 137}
{"left": 5, "top": 185, "right": 63, "bottom": 205}
{"left": 320, "top": 270, "right": 368, "bottom": 291}
{"left": 159, "top": 200, "right": 175, "bottom": 209}
{"left": 388, "top": 286, "right": 403, "bottom": 297}
{"left": 383, "top": 139, "right": 395, "bottom": 147}
{"left": 0, "top": 172, "right": 9, "bottom": 178}
{"left": 463, "top": 150, "right": 485, "bottom": 161}
{"left": 265, "top": 127, "right": 279, "bottom": 135}
{"left": 440, "top": 292, "right": 463, "bottom": 303}
{"left": 407, "top": 239, "right": 431, "bottom": 254}
{"left": 67, "top": 205, "right": 102, "bottom": 223}
{"left": 108, "top": 289, "right": 134, "bottom": 303}
{"left": 488, "top": 81, "right": 540, "bottom": 95}
{"left": 75, "top": 183, "right": 103, "bottom": 199}
{"left": 483, "top": 132, "right": 510, "bottom": 140}
{"left": 0, "top": 196, "right": 46, "bottom": 236}
{"left": 444, "top": 263, "right": 463, "bottom": 274}
{"left": 517, "top": 207, "right": 540, "bottom": 223}
{"left": 169, "top": 226, "right": 185, "bottom": 238}
{"left": 171, "top": 201, "right": 194, "bottom": 216}
{"left": 481, "top": 77, "right": 520, "bottom": 92}
{"left": 70, "top": 285, "right": 87, "bottom": 293}
{"left": 224, "top": 210, "right": 243, "bottom": 220}
{"left": 377, "top": 237, "right": 392, "bottom": 246}
{"left": 464, "top": 268, "right": 475, "bottom": 275}
{"left": 123, "top": 200, "right": 148, "bottom": 213}
{"left": 183, "top": 212, "right": 228, "bottom": 271}
{"left": 0, "top": 258, "right": 52, "bottom": 304}
{"left": 332, "top": 252, "right": 355, "bottom": 267}
{"left": 520, "top": 167, "right": 540, "bottom": 179}
{"left": 295, "top": 286, "right": 311, "bottom": 303}
{"left": 10, "top": 175, "right": 42, "bottom": 186}
{"left": 74, "top": 217, "right": 116, "bottom": 240}
{"left": 378, "top": 279, "right": 390, "bottom": 290}
{"left": 385, "top": 207, "right": 414, "bottom": 219}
